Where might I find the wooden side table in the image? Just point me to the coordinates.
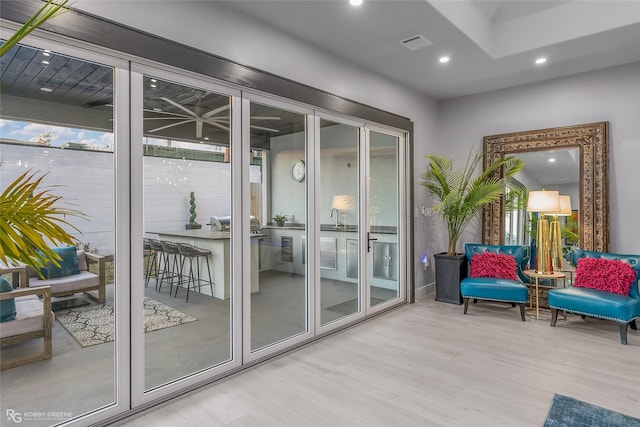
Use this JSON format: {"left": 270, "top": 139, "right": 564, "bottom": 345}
{"left": 523, "top": 269, "right": 566, "bottom": 319}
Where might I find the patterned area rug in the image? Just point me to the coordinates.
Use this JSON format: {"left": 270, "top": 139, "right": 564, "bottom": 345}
{"left": 56, "top": 297, "right": 197, "bottom": 348}
{"left": 544, "top": 394, "right": 640, "bottom": 427}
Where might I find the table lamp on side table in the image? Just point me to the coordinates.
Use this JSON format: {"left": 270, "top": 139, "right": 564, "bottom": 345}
{"left": 549, "top": 195, "right": 572, "bottom": 271}
{"left": 526, "top": 190, "right": 560, "bottom": 274}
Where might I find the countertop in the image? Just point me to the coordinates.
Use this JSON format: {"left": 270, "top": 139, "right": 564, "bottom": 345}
{"left": 264, "top": 224, "right": 398, "bottom": 234}
{"left": 151, "top": 229, "right": 266, "bottom": 239}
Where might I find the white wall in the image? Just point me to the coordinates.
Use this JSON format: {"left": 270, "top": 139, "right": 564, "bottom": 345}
{"left": 0, "top": 143, "right": 259, "bottom": 254}
{"left": 437, "top": 62, "right": 640, "bottom": 254}
{"left": 0, "top": 143, "right": 115, "bottom": 254}
{"left": 143, "top": 156, "right": 233, "bottom": 234}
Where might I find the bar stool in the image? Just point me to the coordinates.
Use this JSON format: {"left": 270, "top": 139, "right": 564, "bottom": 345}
{"left": 143, "top": 238, "right": 159, "bottom": 288}
{"left": 158, "top": 240, "right": 182, "bottom": 295}
{"left": 175, "top": 242, "right": 214, "bottom": 302}
{"left": 148, "top": 239, "right": 165, "bottom": 290}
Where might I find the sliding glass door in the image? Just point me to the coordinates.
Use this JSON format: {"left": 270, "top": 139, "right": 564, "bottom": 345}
{"left": 243, "top": 97, "right": 313, "bottom": 359}
{"left": 318, "top": 118, "right": 363, "bottom": 326}
{"left": 317, "top": 119, "right": 406, "bottom": 332}
{"left": 367, "top": 129, "right": 403, "bottom": 309}
{"left": 0, "top": 40, "right": 128, "bottom": 425}
{"left": 131, "top": 66, "right": 242, "bottom": 402}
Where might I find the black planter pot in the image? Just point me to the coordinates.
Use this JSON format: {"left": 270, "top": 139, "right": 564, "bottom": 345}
{"left": 185, "top": 223, "right": 202, "bottom": 230}
{"left": 434, "top": 253, "right": 468, "bottom": 305}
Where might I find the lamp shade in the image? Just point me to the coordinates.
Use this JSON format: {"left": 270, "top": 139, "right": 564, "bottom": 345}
{"left": 526, "top": 190, "right": 560, "bottom": 213}
{"left": 552, "top": 195, "right": 572, "bottom": 216}
{"left": 331, "top": 194, "right": 356, "bottom": 210}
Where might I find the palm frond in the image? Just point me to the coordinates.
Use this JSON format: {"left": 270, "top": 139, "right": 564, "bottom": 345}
{"left": 0, "top": 0, "right": 72, "bottom": 57}
{"left": 0, "top": 170, "right": 85, "bottom": 274}
{"left": 419, "top": 150, "right": 525, "bottom": 255}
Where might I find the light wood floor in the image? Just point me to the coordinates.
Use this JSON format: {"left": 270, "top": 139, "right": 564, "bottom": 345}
{"left": 116, "top": 298, "right": 640, "bottom": 427}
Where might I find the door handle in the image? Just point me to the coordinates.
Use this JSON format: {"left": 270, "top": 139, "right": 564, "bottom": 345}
{"left": 367, "top": 232, "right": 377, "bottom": 252}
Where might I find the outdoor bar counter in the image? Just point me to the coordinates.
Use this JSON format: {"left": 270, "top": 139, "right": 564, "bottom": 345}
{"left": 151, "top": 229, "right": 264, "bottom": 300}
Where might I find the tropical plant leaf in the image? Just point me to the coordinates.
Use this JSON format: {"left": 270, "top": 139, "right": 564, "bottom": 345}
{"left": 0, "top": 0, "right": 72, "bottom": 58}
{"left": 419, "top": 151, "right": 524, "bottom": 255}
{"left": 0, "top": 170, "right": 85, "bottom": 275}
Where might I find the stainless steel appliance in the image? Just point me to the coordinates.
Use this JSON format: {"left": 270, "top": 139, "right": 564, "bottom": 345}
{"left": 209, "top": 216, "right": 261, "bottom": 233}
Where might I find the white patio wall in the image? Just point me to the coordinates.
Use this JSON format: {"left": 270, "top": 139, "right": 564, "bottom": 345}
{"left": 1, "top": 142, "right": 241, "bottom": 255}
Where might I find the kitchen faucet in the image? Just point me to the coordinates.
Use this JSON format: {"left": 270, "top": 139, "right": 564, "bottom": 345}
{"left": 330, "top": 208, "right": 339, "bottom": 227}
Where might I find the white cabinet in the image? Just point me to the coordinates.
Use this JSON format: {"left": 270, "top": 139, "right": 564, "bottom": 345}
{"left": 372, "top": 242, "right": 397, "bottom": 280}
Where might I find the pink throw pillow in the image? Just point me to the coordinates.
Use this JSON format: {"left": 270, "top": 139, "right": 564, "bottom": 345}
{"left": 573, "top": 257, "right": 637, "bottom": 296}
{"left": 470, "top": 252, "right": 518, "bottom": 280}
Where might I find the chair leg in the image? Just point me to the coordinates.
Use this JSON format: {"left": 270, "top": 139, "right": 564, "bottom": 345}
{"left": 463, "top": 297, "right": 470, "bottom": 314}
{"left": 550, "top": 308, "right": 558, "bottom": 327}
{"left": 619, "top": 323, "right": 628, "bottom": 345}
{"left": 519, "top": 303, "right": 526, "bottom": 321}
{"left": 473, "top": 298, "right": 478, "bottom": 304}
{"left": 186, "top": 257, "right": 195, "bottom": 303}
{"left": 144, "top": 250, "right": 156, "bottom": 288}
{"left": 205, "top": 256, "right": 214, "bottom": 298}
{"left": 174, "top": 255, "right": 186, "bottom": 298}
{"left": 511, "top": 302, "right": 516, "bottom": 307}
{"left": 630, "top": 319, "right": 637, "bottom": 330}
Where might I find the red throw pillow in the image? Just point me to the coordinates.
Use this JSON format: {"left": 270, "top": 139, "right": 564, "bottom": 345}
{"left": 470, "top": 252, "right": 518, "bottom": 280}
{"left": 573, "top": 257, "right": 637, "bottom": 296}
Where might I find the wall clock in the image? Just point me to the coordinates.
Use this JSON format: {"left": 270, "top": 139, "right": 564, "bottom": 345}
{"left": 291, "top": 160, "right": 305, "bottom": 182}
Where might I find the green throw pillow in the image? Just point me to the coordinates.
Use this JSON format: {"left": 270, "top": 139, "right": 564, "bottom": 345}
{"left": 39, "top": 246, "right": 81, "bottom": 279}
{"left": 0, "top": 277, "right": 16, "bottom": 322}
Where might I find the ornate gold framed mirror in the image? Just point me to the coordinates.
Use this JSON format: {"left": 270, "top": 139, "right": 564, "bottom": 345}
{"left": 482, "top": 122, "right": 609, "bottom": 252}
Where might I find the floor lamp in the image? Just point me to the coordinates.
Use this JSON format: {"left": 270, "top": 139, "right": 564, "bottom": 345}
{"left": 526, "top": 190, "right": 560, "bottom": 274}
{"left": 549, "top": 195, "right": 572, "bottom": 271}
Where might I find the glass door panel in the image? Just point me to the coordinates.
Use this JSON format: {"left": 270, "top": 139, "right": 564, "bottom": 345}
{"left": 141, "top": 77, "right": 233, "bottom": 390}
{"left": 248, "top": 101, "right": 308, "bottom": 352}
{"left": 319, "top": 120, "right": 361, "bottom": 325}
{"left": 368, "top": 130, "right": 400, "bottom": 307}
{"left": 0, "top": 43, "right": 117, "bottom": 425}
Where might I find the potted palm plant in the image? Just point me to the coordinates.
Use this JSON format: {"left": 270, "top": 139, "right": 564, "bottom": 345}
{"left": 420, "top": 150, "right": 523, "bottom": 304}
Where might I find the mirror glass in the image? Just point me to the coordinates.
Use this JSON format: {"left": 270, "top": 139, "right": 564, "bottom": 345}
{"left": 482, "top": 122, "right": 609, "bottom": 253}
{"left": 507, "top": 148, "right": 580, "bottom": 251}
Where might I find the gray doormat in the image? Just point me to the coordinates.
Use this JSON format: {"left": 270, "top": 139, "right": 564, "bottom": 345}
{"left": 544, "top": 394, "right": 640, "bottom": 427}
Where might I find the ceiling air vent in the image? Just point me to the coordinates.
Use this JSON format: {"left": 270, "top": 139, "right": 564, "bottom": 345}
{"left": 399, "top": 35, "right": 432, "bottom": 51}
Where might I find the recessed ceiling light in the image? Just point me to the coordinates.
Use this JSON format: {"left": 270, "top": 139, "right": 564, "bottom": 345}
{"left": 548, "top": 158, "right": 556, "bottom": 163}
{"left": 439, "top": 56, "right": 450, "bottom": 64}
{"left": 150, "top": 78, "right": 157, "bottom": 83}
{"left": 40, "top": 87, "right": 53, "bottom": 92}
{"left": 42, "top": 60, "right": 49, "bottom": 65}
{"left": 535, "top": 57, "right": 547, "bottom": 65}
{"left": 42, "top": 52, "right": 50, "bottom": 57}
{"left": 150, "top": 84, "right": 157, "bottom": 88}
{"left": 350, "top": 0, "right": 363, "bottom": 6}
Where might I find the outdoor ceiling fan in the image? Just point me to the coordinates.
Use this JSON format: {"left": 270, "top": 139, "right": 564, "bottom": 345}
{"left": 144, "top": 95, "right": 281, "bottom": 139}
